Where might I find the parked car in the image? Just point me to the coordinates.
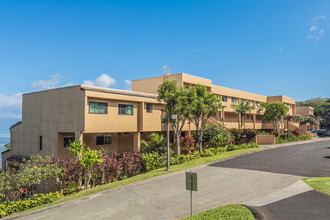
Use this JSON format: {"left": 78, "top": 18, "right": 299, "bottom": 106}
{"left": 311, "top": 129, "right": 330, "bottom": 137}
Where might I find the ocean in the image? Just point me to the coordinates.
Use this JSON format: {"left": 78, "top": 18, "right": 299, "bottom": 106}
{"left": 0, "top": 129, "right": 10, "bottom": 169}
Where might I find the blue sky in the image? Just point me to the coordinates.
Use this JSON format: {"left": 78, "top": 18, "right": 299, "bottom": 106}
{"left": 0, "top": 0, "right": 329, "bottom": 129}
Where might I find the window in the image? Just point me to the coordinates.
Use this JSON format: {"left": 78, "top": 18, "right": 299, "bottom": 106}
{"left": 96, "top": 135, "right": 112, "bottom": 145}
{"left": 146, "top": 103, "right": 153, "bottom": 113}
{"left": 40, "top": 136, "right": 43, "bottom": 150}
{"left": 222, "top": 96, "right": 228, "bottom": 102}
{"left": 255, "top": 101, "right": 259, "bottom": 106}
{"left": 118, "top": 104, "right": 134, "bottom": 115}
{"left": 286, "top": 103, "right": 290, "bottom": 108}
{"left": 64, "top": 136, "right": 75, "bottom": 148}
{"left": 232, "top": 97, "right": 238, "bottom": 103}
{"left": 89, "top": 102, "right": 108, "bottom": 114}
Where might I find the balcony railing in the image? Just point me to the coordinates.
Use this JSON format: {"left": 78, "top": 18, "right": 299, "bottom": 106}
{"left": 224, "top": 118, "right": 239, "bottom": 122}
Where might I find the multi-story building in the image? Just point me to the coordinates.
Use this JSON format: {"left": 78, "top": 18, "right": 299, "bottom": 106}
{"left": 296, "top": 106, "right": 320, "bottom": 131}
{"left": 2, "top": 73, "right": 300, "bottom": 170}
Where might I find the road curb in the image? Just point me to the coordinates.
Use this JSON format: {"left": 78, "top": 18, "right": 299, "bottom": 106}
{"left": 244, "top": 205, "right": 268, "bottom": 220}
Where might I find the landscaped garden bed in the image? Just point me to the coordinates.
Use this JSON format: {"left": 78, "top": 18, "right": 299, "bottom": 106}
{"left": 303, "top": 177, "right": 330, "bottom": 196}
{"left": 182, "top": 204, "right": 255, "bottom": 220}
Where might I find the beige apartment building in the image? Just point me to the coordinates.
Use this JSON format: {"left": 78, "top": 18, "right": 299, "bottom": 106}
{"left": 2, "top": 73, "right": 300, "bottom": 170}
{"left": 296, "top": 106, "right": 320, "bottom": 131}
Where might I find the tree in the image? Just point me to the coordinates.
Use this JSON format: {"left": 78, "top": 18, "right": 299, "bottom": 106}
{"left": 261, "top": 102, "right": 289, "bottom": 132}
{"left": 4, "top": 143, "right": 10, "bottom": 149}
{"left": 190, "top": 85, "right": 224, "bottom": 152}
{"left": 300, "top": 116, "right": 317, "bottom": 125}
{"left": 140, "top": 133, "right": 167, "bottom": 154}
{"left": 315, "top": 102, "right": 330, "bottom": 129}
{"left": 158, "top": 81, "right": 192, "bottom": 154}
{"left": 231, "top": 100, "right": 254, "bottom": 129}
{"left": 80, "top": 148, "right": 103, "bottom": 188}
{"left": 296, "top": 97, "right": 328, "bottom": 109}
{"left": 0, "top": 155, "right": 61, "bottom": 201}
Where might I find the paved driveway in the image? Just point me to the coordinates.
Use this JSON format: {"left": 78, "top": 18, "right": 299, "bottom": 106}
{"left": 9, "top": 140, "right": 330, "bottom": 220}
{"left": 211, "top": 139, "right": 330, "bottom": 177}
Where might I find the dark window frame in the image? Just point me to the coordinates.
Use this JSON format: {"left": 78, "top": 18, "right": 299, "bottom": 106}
{"left": 64, "top": 136, "right": 75, "bottom": 148}
{"left": 146, "top": 103, "right": 153, "bottom": 113}
{"left": 40, "top": 136, "right": 43, "bottom": 150}
{"left": 222, "top": 96, "right": 228, "bottom": 102}
{"left": 118, "top": 104, "right": 134, "bottom": 115}
{"left": 96, "top": 135, "right": 112, "bottom": 145}
{"left": 89, "top": 101, "right": 108, "bottom": 114}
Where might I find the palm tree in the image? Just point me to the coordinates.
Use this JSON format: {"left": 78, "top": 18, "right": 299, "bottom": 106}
{"left": 232, "top": 100, "right": 254, "bottom": 129}
{"left": 141, "top": 133, "right": 167, "bottom": 154}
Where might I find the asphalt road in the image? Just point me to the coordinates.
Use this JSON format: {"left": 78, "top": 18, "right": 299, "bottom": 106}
{"left": 248, "top": 190, "right": 330, "bottom": 220}
{"left": 211, "top": 139, "right": 330, "bottom": 177}
{"left": 211, "top": 139, "right": 330, "bottom": 220}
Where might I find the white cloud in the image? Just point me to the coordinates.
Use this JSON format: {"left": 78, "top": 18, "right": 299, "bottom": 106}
{"left": 0, "top": 111, "right": 21, "bottom": 119}
{"left": 0, "top": 93, "right": 22, "bottom": 109}
{"left": 30, "top": 74, "right": 61, "bottom": 90}
{"left": 0, "top": 93, "right": 22, "bottom": 119}
{"left": 83, "top": 74, "right": 116, "bottom": 88}
{"left": 306, "top": 15, "right": 327, "bottom": 40}
{"left": 62, "top": 82, "right": 74, "bottom": 87}
{"left": 124, "top": 80, "right": 131, "bottom": 90}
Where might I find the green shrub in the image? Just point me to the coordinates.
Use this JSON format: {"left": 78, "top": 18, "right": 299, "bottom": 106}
{"left": 257, "top": 131, "right": 270, "bottom": 135}
{"left": 141, "top": 133, "right": 167, "bottom": 154}
{"left": 246, "top": 142, "right": 258, "bottom": 148}
{"left": 202, "top": 124, "right": 234, "bottom": 144}
{"left": 276, "top": 134, "right": 311, "bottom": 144}
{"left": 243, "top": 129, "right": 258, "bottom": 142}
{"left": 0, "top": 192, "right": 63, "bottom": 218}
{"left": 228, "top": 129, "right": 243, "bottom": 144}
{"left": 226, "top": 144, "right": 237, "bottom": 151}
{"left": 142, "top": 142, "right": 259, "bottom": 171}
{"left": 210, "top": 134, "right": 227, "bottom": 148}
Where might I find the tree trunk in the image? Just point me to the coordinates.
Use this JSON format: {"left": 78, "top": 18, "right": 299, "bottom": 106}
{"left": 176, "top": 134, "right": 180, "bottom": 155}
{"left": 199, "top": 131, "right": 203, "bottom": 152}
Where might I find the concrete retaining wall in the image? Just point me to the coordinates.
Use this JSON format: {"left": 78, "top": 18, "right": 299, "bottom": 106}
{"left": 256, "top": 135, "right": 276, "bottom": 145}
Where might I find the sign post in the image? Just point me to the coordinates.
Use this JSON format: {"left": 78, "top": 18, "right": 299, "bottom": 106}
{"left": 186, "top": 169, "right": 197, "bottom": 217}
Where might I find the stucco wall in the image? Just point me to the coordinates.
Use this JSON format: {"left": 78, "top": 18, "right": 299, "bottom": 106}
{"left": 15, "top": 86, "right": 85, "bottom": 157}
{"left": 256, "top": 135, "right": 275, "bottom": 145}
{"left": 131, "top": 73, "right": 183, "bottom": 94}
{"left": 10, "top": 123, "right": 22, "bottom": 156}
{"left": 1, "top": 150, "right": 10, "bottom": 170}
{"left": 296, "top": 107, "right": 313, "bottom": 117}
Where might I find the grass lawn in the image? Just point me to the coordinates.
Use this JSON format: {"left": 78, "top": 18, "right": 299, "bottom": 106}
{"left": 13, "top": 147, "right": 261, "bottom": 216}
{"left": 183, "top": 205, "right": 255, "bottom": 220}
{"left": 303, "top": 177, "right": 330, "bottom": 196}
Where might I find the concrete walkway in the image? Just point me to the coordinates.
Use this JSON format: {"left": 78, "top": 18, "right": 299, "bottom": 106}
{"left": 11, "top": 167, "right": 305, "bottom": 220}
{"left": 8, "top": 138, "right": 329, "bottom": 220}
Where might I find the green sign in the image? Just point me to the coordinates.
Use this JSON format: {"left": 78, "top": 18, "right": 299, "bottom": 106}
{"left": 186, "top": 172, "right": 198, "bottom": 191}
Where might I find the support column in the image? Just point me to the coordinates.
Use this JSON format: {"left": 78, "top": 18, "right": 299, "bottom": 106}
{"left": 222, "top": 109, "right": 226, "bottom": 122}
{"left": 238, "top": 113, "right": 242, "bottom": 129}
{"left": 75, "top": 131, "right": 83, "bottom": 145}
{"left": 133, "top": 132, "right": 141, "bottom": 152}
{"left": 253, "top": 114, "right": 256, "bottom": 129}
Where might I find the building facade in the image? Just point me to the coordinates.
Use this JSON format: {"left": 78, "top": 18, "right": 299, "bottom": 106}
{"left": 2, "top": 73, "right": 301, "bottom": 170}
